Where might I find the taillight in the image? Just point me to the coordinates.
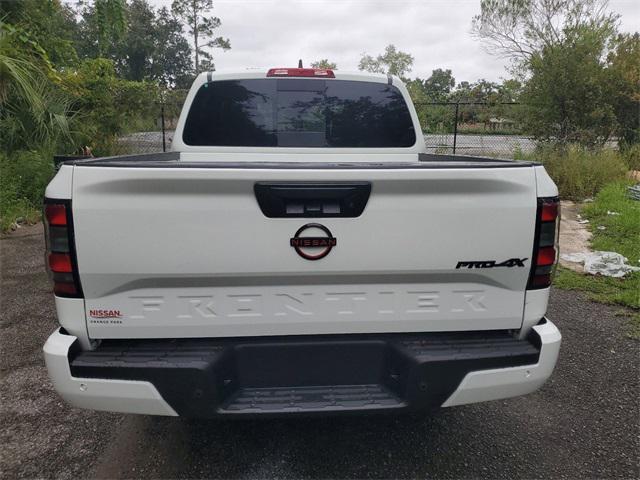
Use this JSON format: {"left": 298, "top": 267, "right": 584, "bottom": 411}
{"left": 266, "top": 67, "right": 335, "bottom": 78}
{"left": 44, "top": 200, "right": 82, "bottom": 297}
{"left": 528, "top": 197, "right": 560, "bottom": 289}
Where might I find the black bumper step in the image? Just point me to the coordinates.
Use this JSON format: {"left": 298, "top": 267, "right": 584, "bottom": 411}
{"left": 225, "top": 384, "right": 402, "bottom": 412}
{"left": 69, "top": 331, "right": 540, "bottom": 417}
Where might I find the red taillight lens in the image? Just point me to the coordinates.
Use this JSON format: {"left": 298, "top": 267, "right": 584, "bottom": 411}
{"left": 266, "top": 67, "right": 335, "bottom": 78}
{"left": 541, "top": 201, "right": 559, "bottom": 222}
{"left": 54, "top": 281, "right": 78, "bottom": 296}
{"left": 44, "top": 200, "right": 82, "bottom": 297}
{"left": 536, "top": 246, "right": 556, "bottom": 266}
{"left": 528, "top": 197, "right": 560, "bottom": 289}
{"left": 48, "top": 252, "right": 73, "bottom": 272}
{"left": 45, "top": 204, "right": 67, "bottom": 226}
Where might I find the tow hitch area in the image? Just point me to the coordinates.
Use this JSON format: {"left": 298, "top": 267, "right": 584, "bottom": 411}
{"left": 69, "top": 330, "right": 540, "bottom": 417}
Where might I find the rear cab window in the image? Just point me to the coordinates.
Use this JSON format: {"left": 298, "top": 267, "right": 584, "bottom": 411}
{"left": 182, "top": 79, "right": 416, "bottom": 148}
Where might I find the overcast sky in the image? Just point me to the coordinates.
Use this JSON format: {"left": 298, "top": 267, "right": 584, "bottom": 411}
{"left": 148, "top": 0, "right": 638, "bottom": 83}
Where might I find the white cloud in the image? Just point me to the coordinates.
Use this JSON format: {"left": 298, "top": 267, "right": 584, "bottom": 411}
{"left": 150, "top": 0, "right": 640, "bottom": 82}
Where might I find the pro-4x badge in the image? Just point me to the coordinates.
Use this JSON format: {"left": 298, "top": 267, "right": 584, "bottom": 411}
{"left": 455, "top": 258, "right": 528, "bottom": 269}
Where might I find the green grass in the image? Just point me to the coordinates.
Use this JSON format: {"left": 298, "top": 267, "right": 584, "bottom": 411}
{"left": 555, "top": 268, "right": 640, "bottom": 339}
{"left": 581, "top": 182, "right": 640, "bottom": 264}
{"left": 554, "top": 181, "right": 640, "bottom": 339}
{"left": 621, "top": 144, "right": 640, "bottom": 171}
{"left": 555, "top": 267, "right": 640, "bottom": 310}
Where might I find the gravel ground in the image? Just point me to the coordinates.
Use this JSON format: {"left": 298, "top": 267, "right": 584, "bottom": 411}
{"left": 1, "top": 224, "right": 638, "bottom": 479}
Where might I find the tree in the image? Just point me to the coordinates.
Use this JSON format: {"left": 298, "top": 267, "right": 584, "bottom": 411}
{"left": 74, "top": 0, "right": 127, "bottom": 60}
{"left": 448, "top": 79, "right": 500, "bottom": 103}
{"left": 520, "top": 25, "right": 618, "bottom": 145}
{"left": 151, "top": 7, "right": 194, "bottom": 87}
{"left": 452, "top": 81, "right": 472, "bottom": 99}
{"left": 497, "top": 78, "right": 523, "bottom": 102}
{"left": 423, "top": 69, "right": 455, "bottom": 101}
{"left": 358, "top": 44, "right": 413, "bottom": 78}
{"left": 73, "top": 1, "right": 193, "bottom": 86}
{"left": 404, "top": 78, "right": 454, "bottom": 133}
{"left": 94, "top": 0, "right": 127, "bottom": 57}
{"left": 117, "top": 0, "right": 156, "bottom": 81}
{"left": 471, "top": 0, "right": 619, "bottom": 62}
{"left": 64, "top": 57, "right": 160, "bottom": 154}
{"left": 171, "top": 0, "right": 230, "bottom": 74}
{"left": 472, "top": 0, "right": 631, "bottom": 146}
{"left": 109, "top": 1, "right": 193, "bottom": 86}
{"left": 404, "top": 78, "right": 427, "bottom": 103}
{"left": 310, "top": 59, "right": 337, "bottom": 69}
{"left": 607, "top": 33, "right": 640, "bottom": 146}
{"left": 0, "top": 0, "right": 79, "bottom": 67}
{"left": 0, "top": 21, "right": 74, "bottom": 152}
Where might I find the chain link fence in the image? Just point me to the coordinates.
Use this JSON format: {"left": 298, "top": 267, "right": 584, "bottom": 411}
{"left": 117, "top": 96, "right": 533, "bottom": 159}
{"left": 416, "top": 102, "right": 534, "bottom": 158}
{"left": 115, "top": 89, "right": 189, "bottom": 154}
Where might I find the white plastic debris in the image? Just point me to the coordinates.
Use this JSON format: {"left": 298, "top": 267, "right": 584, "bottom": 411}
{"left": 606, "top": 210, "right": 620, "bottom": 216}
{"left": 597, "top": 225, "right": 606, "bottom": 230}
{"left": 577, "top": 219, "right": 590, "bottom": 224}
{"left": 561, "top": 253, "right": 586, "bottom": 263}
{"left": 560, "top": 251, "right": 640, "bottom": 277}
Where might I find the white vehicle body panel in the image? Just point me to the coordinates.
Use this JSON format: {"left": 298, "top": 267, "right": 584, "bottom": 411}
{"left": 70, "top": 164, "right": 538, "bottom": 339}
{"left": 443, "top": 318, "right": 561, "bottom": 406}
{"left": 44, "top": 164, "right": 73, "bottom": 199}
{"left": 44, "top": 329, "right": 177, "bottom": 415}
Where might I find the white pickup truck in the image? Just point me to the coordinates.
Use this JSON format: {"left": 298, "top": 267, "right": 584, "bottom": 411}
{"left": 43, "top": 68, "right": 561, "bottom": 417}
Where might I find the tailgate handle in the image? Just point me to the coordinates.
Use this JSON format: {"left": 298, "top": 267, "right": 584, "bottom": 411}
{"left": 254, "top": 182, "right": 371, "bottom": 218}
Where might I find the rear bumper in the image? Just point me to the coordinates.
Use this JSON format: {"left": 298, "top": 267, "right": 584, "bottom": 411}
{"left": 43, "top": 329, "right": 177, "bottom": 416}
{"left": 43, "top": 319, "right": 560, "bottom": 417}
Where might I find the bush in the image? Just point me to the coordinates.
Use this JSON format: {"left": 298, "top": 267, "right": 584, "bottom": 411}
{"left": 528, "top": 145, "right": 629, "bottom": 199}
{"left": 61, "top": 59, "right": 160, "bottom": 155}
{"left": 621, "top": 144, "right": 640, "bottom": 171}
{"left": 0, "top": 150, "right": 55, "bottom": 231}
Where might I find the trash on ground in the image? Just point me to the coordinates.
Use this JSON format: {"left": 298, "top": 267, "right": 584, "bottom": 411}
{"left": 583, "top": 198, "right": 594, "bottom": 203}
{"left": 560, "top": 251, "right": 640, "bottom": 277}
{"left": 606, "top": 210, "right": 620, "bottom": 216}
{"left": 577, "top": 219, "right": 590, "bottom": 224}
{"left": 628, "top": 184, "right": 640, "bottom": 201}
{"left": 597, "top": 225, "right": 606, "bottom": 230}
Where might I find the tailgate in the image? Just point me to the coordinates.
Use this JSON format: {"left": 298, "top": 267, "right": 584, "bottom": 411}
{"left": 72, "top": 164, "right": 538, "bottom": 338}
